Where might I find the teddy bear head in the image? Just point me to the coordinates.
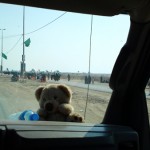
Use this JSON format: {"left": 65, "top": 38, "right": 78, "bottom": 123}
{"left": 35, "top": 84, "right": 72, "bottom": 113}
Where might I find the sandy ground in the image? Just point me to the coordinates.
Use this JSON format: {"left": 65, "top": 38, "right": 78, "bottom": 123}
{"left": 0, "top": 75, "right": 150, "bottom": 123}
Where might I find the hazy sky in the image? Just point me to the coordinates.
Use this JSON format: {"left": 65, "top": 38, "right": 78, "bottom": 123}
{"left": 0, "top": 3, "right": 130, "bottom": 74}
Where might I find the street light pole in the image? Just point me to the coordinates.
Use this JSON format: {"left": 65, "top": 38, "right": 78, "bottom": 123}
{"left": 0, "top": 29, "right": 6, "bottom": 74}
{"left": 21, "top": 6, "right": 25, "bottom": 76}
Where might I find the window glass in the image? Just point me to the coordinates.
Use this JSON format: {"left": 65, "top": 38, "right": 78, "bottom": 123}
{"left": 0, "top": 3, "right": 130, "bottom": 123}
{"left": 146, "top": 81, "right": 150, "bottom": 123}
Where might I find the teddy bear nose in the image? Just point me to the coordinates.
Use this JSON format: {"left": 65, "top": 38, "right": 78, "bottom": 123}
{"left": 45, "top": 103, "right": 53, "bottom": 111}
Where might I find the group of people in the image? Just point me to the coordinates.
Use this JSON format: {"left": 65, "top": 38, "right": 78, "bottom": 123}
{"left": 84, "top": 75, "right": 94, "bottom": 84}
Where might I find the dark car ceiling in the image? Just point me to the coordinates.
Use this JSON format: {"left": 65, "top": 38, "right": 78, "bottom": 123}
{"left": 1, "top": 0, "right": 150, "bottom": 23}
{"left": 1, "top": 0, "right": 130, "bottom": 16}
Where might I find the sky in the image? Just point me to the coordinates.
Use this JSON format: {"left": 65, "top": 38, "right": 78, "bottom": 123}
{"left": 0, "top": 3, "right": 130, "bottom": 74}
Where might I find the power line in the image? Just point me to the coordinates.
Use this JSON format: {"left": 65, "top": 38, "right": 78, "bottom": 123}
{"left": 26, "top": 11, "right": 67, "bottom": 35}
{"left": 2, "top": 11, "right": 67, "bottom": 39}
{"left": 3, "top": 11, "right": 67, "bottom": 55}
{"left": 6, "top": 35, "right": 22, "bottom": 54}
{"left": 84, "top": 15, "right": 93, "bottom": 120}
{"left": 3, "top": 34, "right": 22, "bottom": 39}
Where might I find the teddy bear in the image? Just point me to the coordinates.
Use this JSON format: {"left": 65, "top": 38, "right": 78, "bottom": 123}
{"left": 35, "top": 83, "right": 84, "bottom": 123}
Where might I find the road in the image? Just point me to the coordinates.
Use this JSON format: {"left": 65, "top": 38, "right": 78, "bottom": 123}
{"left": 0, "top": 76, "right": 39, "bottom": 120}
{"left": 49, "top": 79, "right": 150, "bottom": 98}
{"left": 49, "top": 79, "right": 112, "bottom": 93}
{"left": 0, "top": 76, "right": 112, "bottom": 121}
{"left": 0, "top": 76, "right": 150, "bottom": 122}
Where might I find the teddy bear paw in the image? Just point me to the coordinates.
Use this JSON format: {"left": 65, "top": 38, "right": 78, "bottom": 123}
{"left": 67, "top": 113, "right": 84, "bottom": 123}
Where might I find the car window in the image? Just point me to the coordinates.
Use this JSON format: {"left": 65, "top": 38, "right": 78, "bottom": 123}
{"left": 146, "top": 81, "right": 150, "bottom": 123}
{"left": 0, "top": 3, "right": 131, "bottom": 123}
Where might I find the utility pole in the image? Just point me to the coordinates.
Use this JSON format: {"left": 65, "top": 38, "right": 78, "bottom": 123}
{"left": 21, "top": 6, "right": 25, "bottom": 76}
{"left": 0, "top": 28, "right": 6, "bottom": 75}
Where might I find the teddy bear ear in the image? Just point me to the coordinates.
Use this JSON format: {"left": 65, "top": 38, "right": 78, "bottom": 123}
{"left": 35, "top": 86, "right": 44, "bottom": 101}
{"left": 58, "top": 84, "right": 72, "bottom": 98}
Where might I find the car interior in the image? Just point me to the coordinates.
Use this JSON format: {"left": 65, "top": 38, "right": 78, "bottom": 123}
{"left": 0, "top": 0, "right": 150, "bottom": 150}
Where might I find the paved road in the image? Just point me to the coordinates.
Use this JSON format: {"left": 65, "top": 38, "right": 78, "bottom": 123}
{"left": 49, "top": 79, "right": 112, "bottom": 93}
{"left": 49, "top": 79, "right": 150, "bottom": 99}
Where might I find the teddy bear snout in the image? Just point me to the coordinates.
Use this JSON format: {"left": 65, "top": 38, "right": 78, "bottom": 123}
{"left": 45, "top": 103, "right": 53, "bottom": 111}
{"left": 44, "top": 100, "right": 59, "bottom": 113}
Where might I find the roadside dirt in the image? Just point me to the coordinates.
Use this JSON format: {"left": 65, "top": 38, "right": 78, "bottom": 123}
{"left": 0, "top": 75, "right": 150, "bottom": 123}
{"left": 0, "top": 75, "right": 111, "bottom": 123}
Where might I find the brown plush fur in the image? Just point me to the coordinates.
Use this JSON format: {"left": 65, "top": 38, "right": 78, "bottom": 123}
{"left": 35, "top": 84, "right": 84, "bottom": 122}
